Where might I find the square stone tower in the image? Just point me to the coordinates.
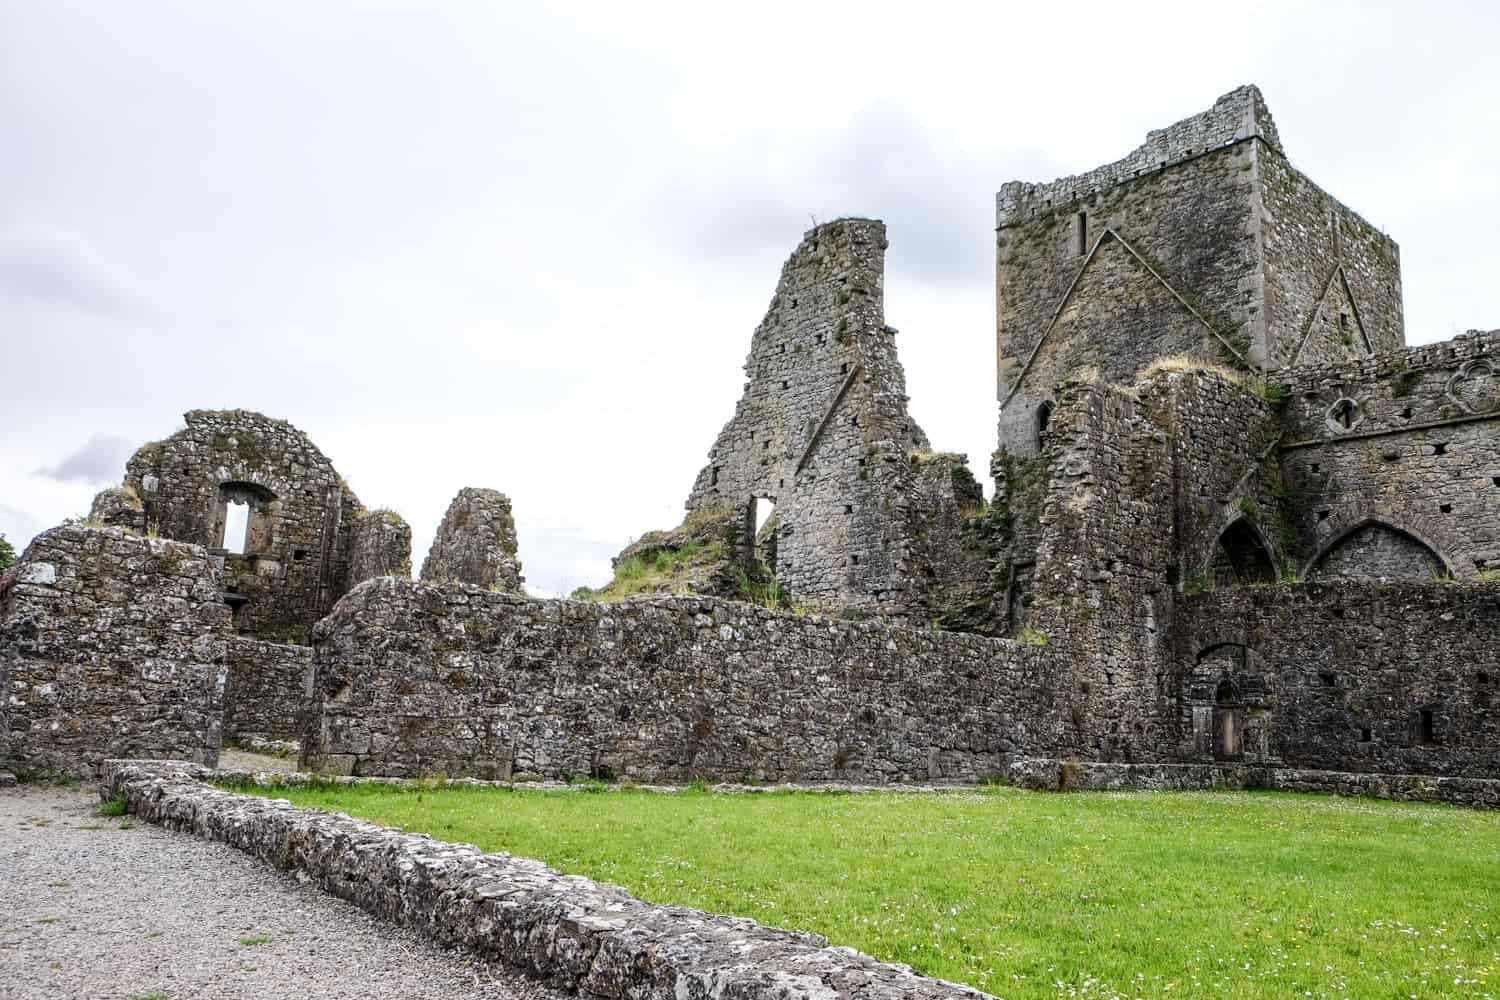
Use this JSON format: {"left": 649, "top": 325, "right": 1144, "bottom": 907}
{"left": 995, "top": 85, "right": 1404, "bottom": 453}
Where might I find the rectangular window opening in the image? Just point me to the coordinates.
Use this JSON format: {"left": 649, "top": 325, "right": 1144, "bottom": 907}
{"left": 1418, "top": 709, "right": 1435, "bottom": 745}
{"left": 222, "top": 500, "right": 250, "bottom": 554}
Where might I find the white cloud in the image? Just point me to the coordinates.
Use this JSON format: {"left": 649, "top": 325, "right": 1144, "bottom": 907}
{"left": 1, "top": 1, "right": 1495, "bottom": 596}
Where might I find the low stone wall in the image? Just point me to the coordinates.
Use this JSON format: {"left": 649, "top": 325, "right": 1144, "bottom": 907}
{"left": 225, "top": 637, "right": 312, "bottom": 745}
{"left": 1008, "top": 758, "right": 1500, "bottom": 808}
{"left": 0, "top": 526, "right": 229, "bottom": 779}
{"left": 100, "top": 760, "right": 991, "bottom": 1000}
{"left": 303, "top": 579, "right": 1059, "bottom": 782}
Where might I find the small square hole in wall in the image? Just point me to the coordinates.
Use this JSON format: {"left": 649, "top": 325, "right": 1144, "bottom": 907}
{"left": 781, "top": 380, "right": 789, "bottom": 390}
{"left": 293, "top": 549, "right": 308, "bottom": 561}
{"left": 1492, "top": 476, "right": 1500, "bottom": 487}
{"left": 1319, "top": 672, "right": 1336, "bottom": 687}
{"left": 1440, "top": 503, "right": 1453, "bottom": 513}
{"left": 1433, "top": 441, "right": 1448, "bottom": 455}
{"left": 1400, "top": 407, "right": 1413, "bottom": 420}
{"left": 763, "top": 440, "right": 770, "bottom": 450}
{"left": 844, "top": 504, "right": 853, "bottom": 514}
{"left": 1478, "top": 671, "right": 1491, "bottom": 686}
{"left": 840, "top": 363, "right": 850, "bottom": 375}
{"left": 851, "top": 554, "right": 860, "bottom": 566}
{"left": 1317, "top": 509, "right": 1331, "bottom": 522}
{"left": 1359, "top": 727, "right": 1372, "bottom": 742}
{"left": 1309, "top": 463, "right": 1320, "bottom": 474}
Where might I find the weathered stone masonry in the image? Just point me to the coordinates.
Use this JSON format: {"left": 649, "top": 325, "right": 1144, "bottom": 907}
{"left": 420, "top": 487, "right": 524, "bottom": 592}
{"left": 994, "top": 85, "right": 1402, "bottom": 456}
{"left": 120, "top": 408, "right": 410, "bottom": 643}
{"left": 681, "top": 218, "right": 984, "bottom": 621}
{"left": 0, "top": 526, "right": 229, "bottom": 779}
{"left": 302, "top": 578, "right": 1060, "bottom": 782}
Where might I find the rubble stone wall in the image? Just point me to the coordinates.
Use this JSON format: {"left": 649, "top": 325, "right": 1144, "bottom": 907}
{"left": 347, "top": 510, "right": 413, "bottom": 583}
{"left": 224, "top": 637, "right": 311, "bottom": 745}
{"left": 420, "top": 488, "right": 523, "bottom": 591}
{"left": 302, "top": 578, "right": 1060, "bottom": 782}
{"left": 101, "top": 759, "right": 993, "bottom": 1000}
{"left": 0, "top": 526, "right": 228, "bottom": 778}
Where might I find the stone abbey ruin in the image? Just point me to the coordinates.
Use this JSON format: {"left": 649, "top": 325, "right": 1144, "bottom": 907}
{"left": 4, "top": 86, "right": 1498, "bottom": 802}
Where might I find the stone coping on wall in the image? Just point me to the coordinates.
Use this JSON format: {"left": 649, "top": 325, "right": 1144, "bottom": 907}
{"left": 1007, "top": 758, "right": 1500, "bottom": 808}
{"left": 98, "top": 759, "right": 994, "bottom": 1000}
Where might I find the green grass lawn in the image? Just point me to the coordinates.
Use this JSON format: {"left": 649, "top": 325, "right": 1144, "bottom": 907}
{"left": 249, "top": 783, "right": 1500, "bottom": 999}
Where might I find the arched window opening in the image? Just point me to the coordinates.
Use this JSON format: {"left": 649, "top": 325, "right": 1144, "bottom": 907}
{"left": 745, "top": 496, "right": 778, "bottom": 576}
{"left": 1035, "top": 401, "right": 1054, "bottom": 452}
{"left": 1208, "top": 518, "right": 1276, "bottom": 587}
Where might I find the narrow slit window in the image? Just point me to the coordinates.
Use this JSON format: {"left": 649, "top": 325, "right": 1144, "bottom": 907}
{"left": 1074, "top": 211, "right": 1088, "bottom": 256}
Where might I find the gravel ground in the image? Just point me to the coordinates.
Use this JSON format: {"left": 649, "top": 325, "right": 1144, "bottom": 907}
{"left": 0, "top": 785, "right": 571, "bottom": 1000}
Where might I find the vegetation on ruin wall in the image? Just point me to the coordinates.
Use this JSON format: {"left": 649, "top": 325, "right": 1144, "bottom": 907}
{"left": 0, "top": 533, "right": 14, "bottom": 570}
{"left": 254, "top": 783, "right": 1499, "bottom": 1000}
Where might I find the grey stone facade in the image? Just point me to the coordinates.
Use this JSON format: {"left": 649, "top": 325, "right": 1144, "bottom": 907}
{"left": 0, "top": 526, "right": 229, "bottom": 779}
{"left": 994, "top": 85, "right": 1403, "bottom": 455}
{"left": 420, "top": 487, "right": 524, "bottom": 591}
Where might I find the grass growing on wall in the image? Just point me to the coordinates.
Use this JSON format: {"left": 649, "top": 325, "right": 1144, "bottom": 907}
{"left": 248, "top": 783, "right": 1500, "bottom": 999}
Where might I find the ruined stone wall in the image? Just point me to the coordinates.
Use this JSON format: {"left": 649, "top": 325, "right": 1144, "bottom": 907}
{"left": 1025, "top": 380, "right": 1176, "bottom": 762}
{"left": 1176, "top": 582, "right": 1500, "bottom": 777}
{"left": 302, "top": 579, "right": 1061, "bottom": 782}
{"left": 681, "top": 218, "right": 969, "bottom": 619}
{"left": 1261, "top": 146, "right": 1404, "bottom": 367}
{"left": 224, "top": 637, "right": 311, "bottom": 745}
{"left": 123, "top": 409, "right": 370, "bottom": 643}
{"left": 0, "top": 525, "right": 228, "bottom": 779}
{"left": 1151, "top": 371, "right": 1286, "bottom": 586}
{"left": 348, "top": 510, "right": 413, "bottom": 583}
{"left": 1277, "top": 330, "right": 1500, "bottom": 580}
{"left": 420, "top": 488, "right": 523, "bottom": 591}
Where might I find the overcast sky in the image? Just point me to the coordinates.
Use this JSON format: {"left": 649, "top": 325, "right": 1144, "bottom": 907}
{"left": 3, "top": 1, "right": 1497, "bottom": 595}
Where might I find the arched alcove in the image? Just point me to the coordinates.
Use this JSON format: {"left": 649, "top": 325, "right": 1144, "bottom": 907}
{"left": 1207, "top": 517, "right": 1276, "bottom": 587}
{"left": 1307, "top": 520, "right": 1447, "bottom": 581}
{"left": 1035, "top": 401, "right": 1054, "bottom": 452}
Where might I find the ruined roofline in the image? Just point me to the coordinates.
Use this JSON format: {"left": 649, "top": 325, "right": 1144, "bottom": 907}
{"left": 1278, "top": 328, "right": 1499, "bottom": 382}
{"left": 996, "top": 84, "right": 1279, "bottom": 227}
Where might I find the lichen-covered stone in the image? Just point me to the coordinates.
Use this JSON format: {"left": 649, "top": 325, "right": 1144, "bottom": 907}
{"left": 224, "top": 637, "right": 312, "bottom": 746}
{"left": 0, "top": 525, "right": 229, "bottom": 779}
{"left": 301, "top": 578, "right": 1059, "bottom": 782}
{"left": 420, "top": 488, "right": 523, "bottom": 591}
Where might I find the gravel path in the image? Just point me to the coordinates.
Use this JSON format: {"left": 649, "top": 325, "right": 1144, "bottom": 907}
{"left": 0, "top": 785, "right": 571, "bottom": 1000}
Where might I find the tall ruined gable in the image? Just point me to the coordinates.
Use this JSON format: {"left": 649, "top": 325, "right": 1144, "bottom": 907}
{"left": 682, "top": 219, "right": 966, "bottom": 616}
{"left": 994, "top": 85, "right": 1403, "bottom": 456}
